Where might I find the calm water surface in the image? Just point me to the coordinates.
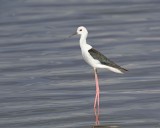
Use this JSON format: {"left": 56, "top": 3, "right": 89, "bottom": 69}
{"left": 0, "top": 0, "right": 160, "bottom": 128}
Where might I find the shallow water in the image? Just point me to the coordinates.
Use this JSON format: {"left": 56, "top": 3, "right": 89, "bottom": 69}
{"left": 0, "top": 0, "right": 160, "bottom": 128}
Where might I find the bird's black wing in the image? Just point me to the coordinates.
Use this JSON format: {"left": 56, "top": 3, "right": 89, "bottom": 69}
{"left": 88, "top": 48, "right": 127, "bottom": 72}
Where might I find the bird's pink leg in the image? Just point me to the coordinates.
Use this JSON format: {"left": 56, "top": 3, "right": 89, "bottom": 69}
{"left": 94, "top": 68, "right": 100, "bottom": 115}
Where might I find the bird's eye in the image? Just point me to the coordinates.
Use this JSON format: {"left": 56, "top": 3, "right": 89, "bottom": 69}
{"left": 80, "top": 29, "right": 82, "bottom": 31}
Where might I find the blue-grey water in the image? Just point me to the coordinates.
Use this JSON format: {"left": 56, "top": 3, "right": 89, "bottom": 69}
{"left": 0, "top": 0, "right": 160, "bottom": 128}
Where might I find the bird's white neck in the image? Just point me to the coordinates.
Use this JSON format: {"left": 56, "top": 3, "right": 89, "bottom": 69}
{"left": 80, "top": 34, "right": 87, "bottom": 44}
{"left": 79, "top": 34, "right": 92, "bottom": 50}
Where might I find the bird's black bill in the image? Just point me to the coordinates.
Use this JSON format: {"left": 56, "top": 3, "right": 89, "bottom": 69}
{"left": 68, "top": 32, "right": 77, "bottom": 38}
{"left": 63, "top": 32, "right": 77, "bottom": 41}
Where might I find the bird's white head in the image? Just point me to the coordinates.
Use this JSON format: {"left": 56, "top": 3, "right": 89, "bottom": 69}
{"left": 76, "top": 26, "right": 88, "bottom": 36}
{"left": 68, "top": 26, "right": 88, "bottom": 39}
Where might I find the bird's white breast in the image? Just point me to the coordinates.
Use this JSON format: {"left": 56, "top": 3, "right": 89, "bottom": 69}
{"left": 80, "top": 43, "right": 100, "bottom": 68}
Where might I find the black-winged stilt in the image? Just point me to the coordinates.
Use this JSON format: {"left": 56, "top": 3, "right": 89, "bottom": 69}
{"left": 70, "top": 26, "right": 127, "bottom": 116}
